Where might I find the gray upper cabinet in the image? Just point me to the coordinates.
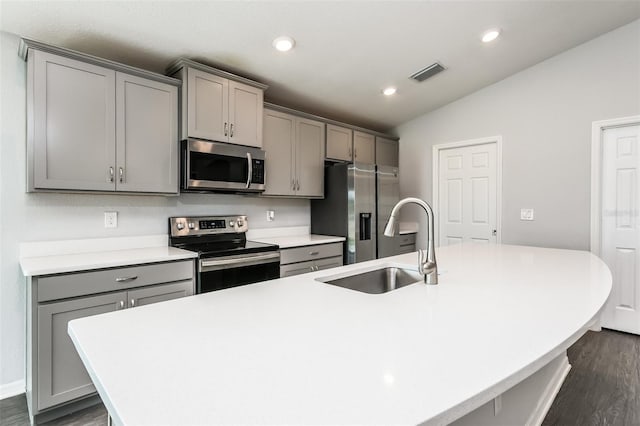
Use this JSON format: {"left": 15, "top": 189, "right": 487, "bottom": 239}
{"left": 187, "top": 68, "right": 229, "bottom": 143}
{"left": 375, "top": 136, "right": 399, "bottom": 167}
{"left": 326, "top": 124, "right": 353, "bottom": 162}
{"left": 295, "top": 117, "right": 325, "bottom": 197}
{"left": 116, "top": 73, "right": 178, "bottom": 193}
{"left": 353, "top": 131, "right": 375, "bottom": 164}
{"left": 170, "top": 59, "right": 266, "bottom": 148}
{"left": 263, "top": 109, "right": 295, "bottom": 196}
{"left": 263, "top": 108, "right": 325, "bottom": 198}
{"left": 23, "top": 40, "right": 181, "bottom": 194}
{"left": 30, "top": 50, "right": 116, "bottom": 192}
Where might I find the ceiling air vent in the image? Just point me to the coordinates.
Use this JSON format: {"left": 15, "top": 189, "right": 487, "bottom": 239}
{"left": 409, "top": 62, "right": 446, "bottom": 82}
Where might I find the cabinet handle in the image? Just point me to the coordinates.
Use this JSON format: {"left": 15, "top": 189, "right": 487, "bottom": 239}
{"left": 354, "top": 148, "right": 357, "bottom": 159}
{"left": 309, "top": 251, "right": 319, "bottom": 256}
{"left": 119, "top": 167, "right": 124, "bottom": 183}
{"left": 130, "top": 299, "right": 136, "bottom": 307}
{"left": 348, "top": 147, "right": 352, "bottom": 158}
{"left": 292, "top": 179, "right": 296, "bottom": 190}
{"left": 118, "top": 300, "right": 125, "bottom": 310}
{"left": 109, "top": 167, "right": 114, "bottom": 183}
{"left": 296, "top": 180, "right": 300, "bottom": 191}
{"left": 230, "top": 123, "right": 234, "bottom": 137}
{"left": 115, "top": 276, "right": 138, "bottom": 283}
{"left": 224, "top": 122, "right": 228, "bottom": 136}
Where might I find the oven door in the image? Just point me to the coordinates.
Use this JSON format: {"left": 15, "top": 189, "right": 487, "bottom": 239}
{"left": 198, "top": 252, "right": 280, "bottom": 293}
{"left": 183, "top": 139, "right": 265, "bottom": 192}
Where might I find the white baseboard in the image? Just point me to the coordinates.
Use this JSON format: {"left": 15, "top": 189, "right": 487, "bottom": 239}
{"left": 0, "top": 379, "right": 25, "bottom": 400}
{"left": 527, "top": 356, "right": 571, "bottom": 426}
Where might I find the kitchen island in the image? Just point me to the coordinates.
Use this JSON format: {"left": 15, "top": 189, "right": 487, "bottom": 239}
{"left": 68, "top": 243, "right": 611, "bottom": 425}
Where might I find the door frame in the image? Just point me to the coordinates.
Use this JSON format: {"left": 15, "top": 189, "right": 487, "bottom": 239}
{"left": 432, "top": 136, "right": 503, "bottom": 245}
{"left": 590, "top": 115, "right": 640, "bottom": 256}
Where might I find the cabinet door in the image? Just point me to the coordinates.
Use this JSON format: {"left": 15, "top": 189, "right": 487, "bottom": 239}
{"left": 128, "top": 280, "right": 194, "bottom": 308}
{"left": 116, "top": 73, "right": 178, "bottom": 193}
{"left": 353, "top": 131, "right": 375, "bottom": 164}
{"left": 228, "top": 81, "right": 263, "bottom": 147}
{"left": 315, "top": 255, "right": 344, "bottom": 271}
{"left": 37, "top": 292, "right": 126, "bottom": 410}
{"left": 326, "top": 124, "right": 353, "bottom": 162}
{"left": 280, "top": 260, "right": 317, "bottom": 277}
{"left": 375, "top": 137, "right": 399, "bottom": 167}
{"left": 295, "top": 117, "right": 325, "bottom": 197}
{"left": 187, "top": 68, "right": 228, "bottom": 142}
{"left": 262, "top": 109, "right": 295, "bottom": 196}
{"left": 31, "top": 50, "right": 116, "bottom": 191}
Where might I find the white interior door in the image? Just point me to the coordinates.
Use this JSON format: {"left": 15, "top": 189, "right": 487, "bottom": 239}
{"left": 601, "top": 124, "right": 640, "bottom": 335}
{"left": 438, "top": 143, "right": 497, "bottom": 246}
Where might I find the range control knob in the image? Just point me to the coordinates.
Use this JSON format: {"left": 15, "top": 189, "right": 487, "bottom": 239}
{"left": 188, "top": 222, "right": 195, "bottom": 229}
{"left": 236, "top": 219, "right": 244, "bottom": 227}
{"left": 176, "top": 222, "right": 185, "bottom": 230}
{"left": 229, "top": 221, "right": 235, "bottom": 227}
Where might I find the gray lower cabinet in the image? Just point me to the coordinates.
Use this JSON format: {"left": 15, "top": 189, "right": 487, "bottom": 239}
{"left": 280, "top": 242, "right": 343, "bottom": 277}
{"left": 396, "top": 233, "right": 417, "bottom": 254}
{"left": 27, "top": 260, "right": 194, "bottom": 424}
{"left": 36, "top": 292, "right": 126, "bottom": 410}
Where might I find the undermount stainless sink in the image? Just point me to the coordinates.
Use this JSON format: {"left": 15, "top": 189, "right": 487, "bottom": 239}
{"left": 317, "top": 266, "right": 423, "bottom": 294}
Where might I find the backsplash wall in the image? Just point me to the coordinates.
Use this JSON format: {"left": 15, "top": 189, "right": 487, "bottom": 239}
{"left": 0, "top": 31, "right": 310, "bottom": 394}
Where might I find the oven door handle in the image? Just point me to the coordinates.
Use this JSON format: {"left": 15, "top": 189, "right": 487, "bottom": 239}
{"left": 246, "top": 152, "right": 253, "bottom": 189}
{"left": 200, "top": 252, "right": 280, "bottom": 272}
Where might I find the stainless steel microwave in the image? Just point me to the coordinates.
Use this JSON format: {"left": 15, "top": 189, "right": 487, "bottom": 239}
{"left": 181, "top": 139, "right": 266, "bottom": 193}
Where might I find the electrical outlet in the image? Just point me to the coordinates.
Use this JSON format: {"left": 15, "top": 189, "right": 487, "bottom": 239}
{"left": 520, "top": 208, "right": 534, "bottom": 221}
{"left": 266, "top": 210, "right": 275, "bottom": 222}
{"left": 104, "top": 211, "right": 118, "bottom": 228}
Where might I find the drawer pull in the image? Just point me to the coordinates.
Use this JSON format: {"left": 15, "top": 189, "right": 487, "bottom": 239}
{"left": 115, "top": 276, "right": 138, "bottom": 283}
{"left": 130, "top": 299, "right": 136, "bottom": 307}
{"left": 309, "top": 251, "right": 319, "bottom": 256}
{"left": 118, "top": 300, "right": 125, "bottom": 310}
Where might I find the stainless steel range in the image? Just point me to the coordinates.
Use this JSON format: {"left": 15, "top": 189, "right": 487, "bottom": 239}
{"left": 169, "top": 215, "right": 280, "bottom": 293}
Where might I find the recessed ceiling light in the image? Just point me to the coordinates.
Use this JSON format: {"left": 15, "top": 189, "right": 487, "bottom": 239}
{"left": 273, "top": 36, "right": 295, "bottom": 52}
{"left": 382, "top": 87, "right": 397, "bottom": 96}
{"left": 482, "top": 29, "right": 501, "bottom": 43}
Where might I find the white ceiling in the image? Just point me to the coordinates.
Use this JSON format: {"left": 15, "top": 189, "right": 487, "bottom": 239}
{"left": 2, "top": 1, "right": 639, "bottom": 132}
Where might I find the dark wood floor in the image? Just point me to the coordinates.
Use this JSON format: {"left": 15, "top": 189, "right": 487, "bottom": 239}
{"left": 543, "top": 329, "right": 640, "bottom": 426}
{"left": 1, "top": 329, "right": 637, "bottom": 426}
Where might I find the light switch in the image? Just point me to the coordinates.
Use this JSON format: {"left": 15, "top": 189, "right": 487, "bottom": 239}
{"left": 520, "top": 208, "right": 534, "bottom": 221}
{"left": 267, "top": 210, "right": 275, "bottom": 222}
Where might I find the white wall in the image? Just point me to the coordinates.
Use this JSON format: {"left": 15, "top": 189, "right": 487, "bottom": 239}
{"left": 0, "top": 31, "right": 310, "bottom": 394}
{"left": 397, "top": 20, "right": 640, "bottom": 251}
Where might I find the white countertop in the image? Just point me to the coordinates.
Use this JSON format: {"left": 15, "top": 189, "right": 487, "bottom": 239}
{"left": 68, "top": 243, "right": 611, "bottom": 425}
{"left": 19, "top": 235, "right": 197, "bottom": 276}
{"left": 250, "top": 234, "right": 345, "bottom": 249}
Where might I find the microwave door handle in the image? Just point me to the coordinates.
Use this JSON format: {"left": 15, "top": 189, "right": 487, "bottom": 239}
{"left": 246, "top": 152, "right": 252, "bottom": 189}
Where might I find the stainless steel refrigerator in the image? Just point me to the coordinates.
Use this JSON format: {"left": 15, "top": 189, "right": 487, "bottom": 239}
{"left": 311, "top": 162, "right": 401, "bottom": 264}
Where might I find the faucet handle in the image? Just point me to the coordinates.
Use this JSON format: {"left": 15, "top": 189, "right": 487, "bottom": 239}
{"left": 418, "top": 249, "right": 427, "bottom": 274}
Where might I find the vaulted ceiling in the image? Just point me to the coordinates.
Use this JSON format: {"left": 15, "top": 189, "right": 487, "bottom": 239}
{"left": 2, "top": 1, "right": 639, "bottom": 132}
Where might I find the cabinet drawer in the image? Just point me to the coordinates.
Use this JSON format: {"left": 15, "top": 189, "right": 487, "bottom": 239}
{"left": 37, "top": 260, "right": 194, "bottom": 302}
{"left": 280, "top": 242, "right": 342, "bottom": 265}
{"left": 280, "top": 256, "right": 343, "bottom": 278}
{"left": 398, "top": 234, "right": 416, "bottom": 246}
